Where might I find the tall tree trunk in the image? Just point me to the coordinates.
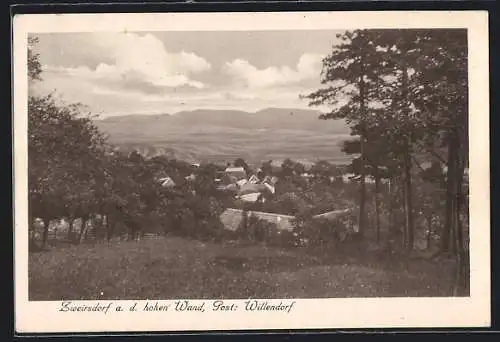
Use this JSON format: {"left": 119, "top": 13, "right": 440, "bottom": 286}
{"left": 358, "top": 56, "right": 367, "bottom": 239}
{"left": 387, "top": 177, "right": 396, "bottom": 240}
{"left": 106, "top": 214, "right": 114, "bottom": 243}
{"left": 28, "top": 203, "right": 33, "bottom": 236}
{"left": 41, "top": 217, "right": 50, "bottom": 250}
{"left": 78, "top": 215, "right": 89, "bottom": 244}
{"left": 450, "top": 202, "right": 457, "bottom": 255}
{"left": 403, "top": 143, "right": 414, "bottom": 251}
{"left": 374, "top": 165, "right": 381, "bottom": 243}
{"left": 29, "top": 209, "right": 35, "bottom": 246}
{"left": 426, "top": 215, "right": 433, "bottom": 250}
{"left": 401, "top": 175, "right": 407, "bottom": 248}
{"left": 67, "top": 217, "right": 75, "bottom": 241}
{"left": 95, "top": 214, "right": 103, "bottom": 242}
{"left": 84, "top": 221, "right": 89, "bottom": 241}
{"left": 442, "top": 139, "right": 456, "bottom": 254}
{"left": 453, "top": 132, "right": 467, "bottom": 295}
{"left": 400, "top": 63, "right": 414, "bottom": 251}
{"left": 359, "top": 138, "right": 367, "bottom": 238}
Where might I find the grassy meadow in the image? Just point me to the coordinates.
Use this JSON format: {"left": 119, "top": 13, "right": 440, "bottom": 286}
{"left": 29, "top": 237, "right": 457, "bottom": 300}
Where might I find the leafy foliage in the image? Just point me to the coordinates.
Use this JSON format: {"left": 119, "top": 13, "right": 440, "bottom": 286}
{"left": 304, "top": 28, "right": 469, "bottom": 293}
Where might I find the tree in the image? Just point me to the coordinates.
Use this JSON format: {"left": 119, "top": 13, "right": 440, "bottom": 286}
{"left": 28, "top": 36, "right": 109, "bottom": 248}
{"left": 410, "top": 30, "right": 469, "bottom": 294}
{"left": 234, "top": 158, "right": 252, "bottom": 175}
{"left": 369, "top": 29, "right": 467, "bottom": 255}
{"left": 260, "top": 160, "right": 273, "bottom": 178}
{"left": 28, "top": 36, "right": 42, "bottom": 81}
{"left": 305, "top": 30, "right": 387, "bottom": 239}
{"left": 341, "top": 135, "right": 392, "bottom": 243}
{"left": 28, "top": 94, "right": 108, "bottom": 246}
{"left": 305, "top": 29, "right": 468, "bottom": 264}
{"left": 310, "top": 160, "right": 336, "bottom": 184}
{"left": 415, "top": 161, "right": 447, "bottom": 250}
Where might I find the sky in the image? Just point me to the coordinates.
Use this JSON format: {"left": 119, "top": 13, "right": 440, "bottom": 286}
{"left": 30, "top": 30, "right": 343, "bottom": 117}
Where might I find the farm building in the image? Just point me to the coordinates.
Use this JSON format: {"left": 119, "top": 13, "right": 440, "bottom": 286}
{"left": 239, "top": 192, "right": 263, "bottom": 203}
{"left": 248, "top": 174, "right": 260, "bottom": 184}
{"left": 158, "top": 176, "right": 176, "bottom": 188}
{"left": 219, "top": 208, "right": 295, "bottom": 232}
{"left": 219, "top": 208, "right": 353, "bottom": 232}
{"left": 185, "top": 173, "right": 196, "bottom": 182}
{"left": 236, "top": 178, "right": 248, "bottom": 187}
{"left": 224, "top": 167, "right": 247, "bottom": 180}
{"left": 312, "top": 209, "right": 351, "bottom": 219}
{"left": 238, "top": 183, "right": 268, "bottom": 196}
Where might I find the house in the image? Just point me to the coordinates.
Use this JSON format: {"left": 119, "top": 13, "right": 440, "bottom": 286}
{"left": 263, "top": 182, "right": 275, "bottom": 194}
{"left": 365, "top": 176, "right": 376, "bottom": 184}
{"left": 312, "top": 209, "right": 351, "bottom": 220}
{"left": 341, "top": 174, "right": 377, "bottom": 184}
{"left": 218, "top": 183, "right": 239, "bottom": 193}
{"left": 185, "top": 173, "right": 196, "bottom": 182}
{"left": 219, "top": 208, "right": 295, "bottom": 232}
{"left": 301, "top": 173, "right": 314, "bottom": 179}
{"left": 158, "top": 176, "right": 176, "bottom": 188}
{"left": 224, "top": 167, "right": 247, "bottom": 180}
{"left": 239, "top": 192, "right": 262, "bottom": 203}
{"left": 238, "top": 183, "right": 273, "bottom": 196}
{"left": 262, "top": 175, "right": 278, "bottom": 185}
{"left": 219, "top": 207, "right": 353, "bottom": 234}
{"left": 342, "top": 173, "right": 357, "bottom": 183}
{"left": 248, "top": 174, "right": 260, "bottom": 184}
{"left": 236, "top": 178, "right": 248, "bottom": 187}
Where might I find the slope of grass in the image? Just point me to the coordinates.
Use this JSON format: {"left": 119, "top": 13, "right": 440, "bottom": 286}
{"left": 29, "top": 237, "right": 456, "bottom": 300}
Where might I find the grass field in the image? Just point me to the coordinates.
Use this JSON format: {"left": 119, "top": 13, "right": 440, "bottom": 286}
{"left": 29, "top": 237, "right": 458, "bottom": 300}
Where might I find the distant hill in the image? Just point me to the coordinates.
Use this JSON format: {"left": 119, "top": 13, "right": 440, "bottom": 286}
{"left": 95, "top": 108, "right": 354, "bottom": 166}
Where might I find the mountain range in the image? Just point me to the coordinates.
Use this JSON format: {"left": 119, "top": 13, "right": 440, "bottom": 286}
{"left": 94, "top": 107, "right": 354, "bottom": 166}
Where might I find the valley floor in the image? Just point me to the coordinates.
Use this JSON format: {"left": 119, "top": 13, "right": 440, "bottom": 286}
{"left": 29, "top": 237, "right": 459, "bottom": 300}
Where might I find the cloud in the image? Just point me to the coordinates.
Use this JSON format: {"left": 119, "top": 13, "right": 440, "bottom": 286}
{"left": 223, "top": 53, "right": 324, "bottom": 89}
{"left": 32, "top": 32, "right": 330, "bottom": 115}
{"left": 39, "top": 32, "right": 211, "bottom": 95}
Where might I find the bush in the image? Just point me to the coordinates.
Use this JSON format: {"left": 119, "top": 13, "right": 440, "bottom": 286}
{"left": 267, "top": 229, "right": 300, "bottom": 248}
{"left": 231, "top": 212, "right": 301, "bottom": 248}
{"left": 237, "top": 212, "right": 274, "bottom": 243}
{"left": 292, "top": 210, "right": 358, "bottom": 247}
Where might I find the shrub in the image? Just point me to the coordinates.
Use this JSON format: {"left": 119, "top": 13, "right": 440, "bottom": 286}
{"left": 237, "top": 212, "right": 274, "bottom": 243}
{"left": 231, "top": 211, "right": 300, "bottom": 248}
{"left": 267, "top": 229, "right": 300, "bottom": 248}
{"left": 292, "top": 210, "right": 358, "bottom": 247}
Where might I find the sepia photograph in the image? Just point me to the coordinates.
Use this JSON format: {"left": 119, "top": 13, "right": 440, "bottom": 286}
{"left": 14, "top": 11, "right": 490, "bottom": 332}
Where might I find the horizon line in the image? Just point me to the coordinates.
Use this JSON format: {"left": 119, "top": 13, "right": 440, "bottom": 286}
{"left": 94, "top": 106, "right": 326, "bottom": 119}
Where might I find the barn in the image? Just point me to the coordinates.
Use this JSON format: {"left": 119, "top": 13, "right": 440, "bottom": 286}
{"left": 224, "top": 167, "right": 247, "bottom": 180}
{"left": 219, "top": 208, "right": 295, "bottom": 232}
{"left": 219, "top": 208, "right": 353, "bottom": 232}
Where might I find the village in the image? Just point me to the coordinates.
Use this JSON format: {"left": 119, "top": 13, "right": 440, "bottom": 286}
{"left": 36, "top": 153, "right": 463, "bottom": 248}
{"left": 156, "top": 160, "right": 357, "bottom": 234}
{"left": 36, "top": 158, "right": 359, "bottom": 244}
